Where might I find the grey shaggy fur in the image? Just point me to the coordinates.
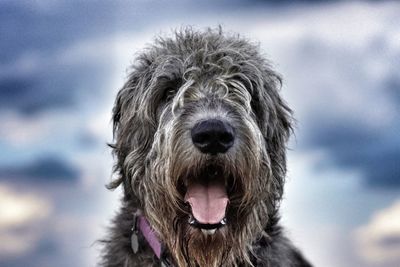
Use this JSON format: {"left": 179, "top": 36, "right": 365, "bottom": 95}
{"left": 101, "top": 27, "right": 312, "bottom": 267}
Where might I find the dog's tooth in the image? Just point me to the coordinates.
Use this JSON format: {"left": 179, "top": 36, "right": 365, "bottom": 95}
{"left": 188, "top": 215, "right": 196, "bottom": 225}
{"left": 220, "top": 218, "right": 227, "bottom": 225}
{"left": 201, "top": 229, "right": 216, "bottom": 235}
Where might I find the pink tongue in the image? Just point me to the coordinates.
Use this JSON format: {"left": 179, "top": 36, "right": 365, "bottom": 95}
{"left": 184, "top": 182, "right": 229, "bottom": 224}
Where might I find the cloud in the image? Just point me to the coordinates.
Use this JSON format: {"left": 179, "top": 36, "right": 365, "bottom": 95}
{"left": 0, "top": 54, "right": 112, "bottom": 116}
{"left": 238, "top": 1, "right": 400, "bottom": 188}
{"left": 0, "top": 1, "right": 122, "bottom": 63}
{"left": 0, "top": 1, "right": 123, "bottom": 116}
{"left": 0, "top": 184, "right": 52, "bottom": 258}
{"left": 354, "top": 200, "right": 400, "bottom": 266}
{"left": 0, "top": 110, "right": 102, "bottom": 152}
{"left": 0, "top": 185, "right": 51, "bottom": 228}
{"left": 0, "top": 157, "right": 80, "bottom": 182}
{"left": 300, "top": 118, "right": 400, "bottom": 187}
{"left": 0, "top": 183, "right": 101, "bottom": 267}
{"left": 0, "top": 76, "right": 75, "bottom": 115}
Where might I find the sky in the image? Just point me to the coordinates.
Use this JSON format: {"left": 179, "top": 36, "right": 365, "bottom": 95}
{"left": 0, "top": 0, "right": 399, "bottom": 266}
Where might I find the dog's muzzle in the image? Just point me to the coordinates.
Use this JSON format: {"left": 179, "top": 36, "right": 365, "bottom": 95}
{"left": 182, "top": 119, "right": 236, "bottom": 235}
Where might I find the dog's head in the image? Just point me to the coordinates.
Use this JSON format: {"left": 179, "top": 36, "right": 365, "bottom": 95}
{"left": 110, "top": 28, "right": 293, "bottom": 266}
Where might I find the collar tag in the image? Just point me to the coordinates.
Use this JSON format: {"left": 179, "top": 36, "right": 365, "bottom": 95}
{"left": 131, "top": 212, "right": 139, "bottom": 254}
{"left": 131, "top": 232, "right": 139, "bottom": 254}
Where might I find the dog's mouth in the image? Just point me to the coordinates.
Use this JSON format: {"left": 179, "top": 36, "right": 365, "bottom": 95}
{"left": 183, "top": 165, "right": 231, "bottom": 235}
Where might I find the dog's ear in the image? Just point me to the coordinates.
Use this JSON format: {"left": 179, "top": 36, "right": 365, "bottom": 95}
{"left": 256, "top": 67, "right": 293, "bottom": 202}
{"left": 108, "top": 61, "right": 156, "bottom": 200}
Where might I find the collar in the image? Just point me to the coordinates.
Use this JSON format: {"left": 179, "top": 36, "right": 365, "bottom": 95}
{"left": 131, "top": 211, "right": 174, "bottom": 267}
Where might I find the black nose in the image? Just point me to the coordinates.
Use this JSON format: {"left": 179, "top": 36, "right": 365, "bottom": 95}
{"left": 191, "top": 119, "right": 235, "bottom": 154}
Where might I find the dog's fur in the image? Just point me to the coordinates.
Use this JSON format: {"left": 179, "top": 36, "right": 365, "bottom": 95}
{"left": 101, "top": 27, "right": 312, "bottom": 267}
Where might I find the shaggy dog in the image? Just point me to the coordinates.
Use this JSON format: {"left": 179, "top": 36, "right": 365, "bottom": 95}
{"left": 101, "top": 28, "right": 312, "bottom": 267}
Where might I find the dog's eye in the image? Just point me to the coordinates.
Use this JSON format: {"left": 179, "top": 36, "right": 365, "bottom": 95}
{"left": 163, "top": 87, "right": 176, "bottom": 102}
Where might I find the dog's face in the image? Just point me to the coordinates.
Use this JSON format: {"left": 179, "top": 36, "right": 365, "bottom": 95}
{"left": 111, "top": 29, "right": 292, "bottom": 266}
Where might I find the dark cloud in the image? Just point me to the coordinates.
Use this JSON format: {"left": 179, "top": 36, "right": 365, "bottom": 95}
{"left": 378, "top": 235, "right": 400, "bottom": 249}
{"left": 0, "top": 1, "right": 123, "bottom": 115}
{"left": 385, "top": 75, "right": 400, "bottom": 107}
{"left": 0, "top": 156, "right": 80, "bottom": 182}
{"left": 0, "top": 59, "right": 111, "bottom": 115}
{"left": 0, "top": 77, "right": 74, "bottom": 115}
{"left": 301, "top": 117, "right": 400, "bottom": 188}
{"left": 0, "top": 1, "right": 118, "bottom": 63}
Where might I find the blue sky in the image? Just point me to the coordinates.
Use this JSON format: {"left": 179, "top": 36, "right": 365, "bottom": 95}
{"left": 0, "top": 1, "right": 399, "bottom": 266}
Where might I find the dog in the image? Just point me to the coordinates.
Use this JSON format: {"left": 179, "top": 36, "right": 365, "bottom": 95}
{"left": 101, "top": 27, "right": 312, "bottom": 267}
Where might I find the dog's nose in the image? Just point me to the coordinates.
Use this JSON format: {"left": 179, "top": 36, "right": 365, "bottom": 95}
{"left": 191, "top": 119, "right": 235, "bottom": 154}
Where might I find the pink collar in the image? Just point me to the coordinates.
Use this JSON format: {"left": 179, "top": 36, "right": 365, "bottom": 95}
{"left": 137, "top": 215, "right": 162, "bottom": 258}
{"left": 132, "top": 212, "right": 173, "bottom": 266}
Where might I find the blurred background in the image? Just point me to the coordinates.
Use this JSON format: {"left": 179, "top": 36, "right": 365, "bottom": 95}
{"left": 1, "top": 1, "right": 399, "bottom": 266}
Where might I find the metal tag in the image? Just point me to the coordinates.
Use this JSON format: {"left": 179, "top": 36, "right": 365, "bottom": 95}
{"left": 131, "top": 232, "right": 139, "bottom": 254}
{"left": 131, "top": 212, "right": 139, "bottom": 254}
